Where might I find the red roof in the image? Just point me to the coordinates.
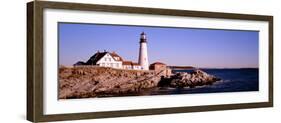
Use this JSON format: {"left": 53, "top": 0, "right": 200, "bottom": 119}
{"left": 122, "top": 61, "right": 132, "bottom": 65}
{"left": 123, "top": 61, "right": 140, "bottom": 66}
{"left": 110, "top": 52, "right": 123, "bottom": 61}
{"left": 150, "top": 62, "right": 166, "bottom": 65}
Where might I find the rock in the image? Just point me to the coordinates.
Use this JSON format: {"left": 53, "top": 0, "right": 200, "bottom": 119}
{"left": 159, "top": 69, "right": 220, "bottom": 88}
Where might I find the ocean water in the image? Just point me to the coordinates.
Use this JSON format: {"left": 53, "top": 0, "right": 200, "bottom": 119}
{"left": 146, "top": 68, "right": 259, "bottom": 95}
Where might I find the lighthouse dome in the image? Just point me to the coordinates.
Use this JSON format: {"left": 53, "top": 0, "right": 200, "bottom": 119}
{"left": 140, "top": 32, "right": 147, "bottom": 43}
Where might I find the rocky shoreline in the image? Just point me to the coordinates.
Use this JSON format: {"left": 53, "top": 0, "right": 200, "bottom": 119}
{"left": 158, "top": 70, "right": 221, "bottom": 88}
{"left": 59, "top": 66, "right": 220, "bottom": 99}
{"left": 59, "top": 66, "right": 161, "bottom": 99}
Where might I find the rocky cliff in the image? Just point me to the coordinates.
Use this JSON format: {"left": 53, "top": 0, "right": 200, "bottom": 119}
{"left": 59, "top": 66, "right": 161, "bottom": 99}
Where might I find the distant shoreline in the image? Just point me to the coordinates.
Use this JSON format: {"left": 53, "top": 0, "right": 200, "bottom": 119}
{"left": 198, "top": 68, "right": 259, "bottom": 70}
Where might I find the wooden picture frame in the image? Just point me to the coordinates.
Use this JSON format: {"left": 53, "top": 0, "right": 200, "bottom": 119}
{"left": 27, "top": 1, "right": 273, "bottom": 122}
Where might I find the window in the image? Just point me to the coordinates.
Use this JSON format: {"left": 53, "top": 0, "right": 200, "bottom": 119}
{"left": 109, "top": 58, "right": 111, "bottom": 62}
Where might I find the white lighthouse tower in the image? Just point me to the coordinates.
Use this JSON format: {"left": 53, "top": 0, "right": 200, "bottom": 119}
{"left": 138, "top": 32, "right": 149, "bottom": 70}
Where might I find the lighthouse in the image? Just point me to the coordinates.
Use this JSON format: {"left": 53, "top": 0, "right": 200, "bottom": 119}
{"left": 138, "top": 32, "right": 149, "bottom": 70}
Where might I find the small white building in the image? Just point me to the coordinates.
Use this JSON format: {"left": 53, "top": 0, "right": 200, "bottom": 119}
{"left": 122, "top": 61, "right": 142, "bottom": 70}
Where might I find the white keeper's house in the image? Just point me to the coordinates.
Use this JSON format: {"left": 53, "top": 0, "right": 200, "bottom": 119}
{"left": 75, "top": 32, "right": 149, "bottom": 70}
{"left": 84, "top": 51, "right": 142, "bottom": 70}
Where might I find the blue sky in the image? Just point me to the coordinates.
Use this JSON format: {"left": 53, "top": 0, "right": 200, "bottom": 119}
{"left": 59, "top": 23, "right": 259, "bottom": 68}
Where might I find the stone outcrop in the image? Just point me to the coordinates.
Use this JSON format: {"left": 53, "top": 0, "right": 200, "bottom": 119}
{"left": 59, "top": 66, "right": 161, "bottom": 99}
{"left": 158, "top": 69, "right": 221, "bottom": 88}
